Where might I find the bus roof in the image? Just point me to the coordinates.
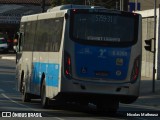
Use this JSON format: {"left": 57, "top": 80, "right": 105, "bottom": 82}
{"left": 21, "top": 4, "right": 105, "bottom": 22}
{"left": 21, "top": 11, "right": 65, "bottom": 22}
{"left": 21, "top": 14, "right": 38, "bottom": 22}
{"left": 47, "top": 4, "right": 105, "bottom": 12}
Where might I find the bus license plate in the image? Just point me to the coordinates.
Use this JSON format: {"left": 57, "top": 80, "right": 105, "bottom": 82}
{"left": 95, "top": 71, "right": 109, "bottom": 76}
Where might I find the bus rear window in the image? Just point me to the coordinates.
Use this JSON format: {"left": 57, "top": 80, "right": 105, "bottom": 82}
{"left": 70, "top": 10, "right": 138, "bottom": 46}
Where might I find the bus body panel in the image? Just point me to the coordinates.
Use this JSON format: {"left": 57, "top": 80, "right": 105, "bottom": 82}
{"left": 74, "top": 44, "right": 131, "bottom": 81}
{"left": 61, "top": 38, "right": 141, "bottom": 97}
{"left": 32, "top": 52, "right": 60, "bottom": 97}
{"left": 60, "top": 10, "right": 142, "bottom": 99}
{"left": 16, "top": 10, "right": 66, "bottom": 99}
{"left": 18, "top": 52, "right": 33, "bottom": 93}
{"left": 61, "top": 39, "right": 141, "bottom": 98}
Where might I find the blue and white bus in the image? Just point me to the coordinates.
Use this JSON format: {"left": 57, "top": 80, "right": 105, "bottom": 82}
{"left": 15, "top": 5, "right": 142, "bottom": 112}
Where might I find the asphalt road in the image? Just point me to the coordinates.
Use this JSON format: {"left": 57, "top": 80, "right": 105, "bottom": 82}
{"left": 0, "top": 53, "right": 159, "bottom": 120}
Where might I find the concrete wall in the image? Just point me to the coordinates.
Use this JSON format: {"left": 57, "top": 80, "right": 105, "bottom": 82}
{"left": 136, "top": 9, "right": 160, "bottom": 79}
{"left": 141, "top": 17, "right": 154, "bottom": 78}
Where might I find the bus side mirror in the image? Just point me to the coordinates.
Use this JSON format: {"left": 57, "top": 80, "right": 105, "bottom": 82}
{"left": 13, "top": 32, "right": 22, "bottom": 53}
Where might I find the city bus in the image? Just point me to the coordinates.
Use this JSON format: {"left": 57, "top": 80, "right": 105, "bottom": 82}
{"left": 15, "top": 5, "right": 142, "bottom": 112}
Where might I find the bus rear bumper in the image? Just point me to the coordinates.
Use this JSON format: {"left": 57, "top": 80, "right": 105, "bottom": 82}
{"left": 60, "top": 79, "right": 140, "bottom": 103}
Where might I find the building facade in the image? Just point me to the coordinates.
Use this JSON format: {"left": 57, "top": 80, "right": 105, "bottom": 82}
{"left": 129, "top": 0, "right": 160, "bottom": 11}
{"left": 134, "top": 1, "right": 160, "bottom": 79}
{"left": 0, "top": 0, "right": 51, "bottom": 40}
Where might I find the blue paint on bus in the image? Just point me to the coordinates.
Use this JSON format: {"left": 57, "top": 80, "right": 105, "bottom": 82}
{"left": 32, "top": 62, "right": 59, "bottom": 87}
{"left": 75, "top": 43, "right": 131, "bottom": 80}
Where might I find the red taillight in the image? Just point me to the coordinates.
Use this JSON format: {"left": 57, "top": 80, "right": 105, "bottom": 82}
{"left": 65, "top": 70, "right": 69, "bottom": 75}
{"left": 7, "top": 40, "right": 12, "bottom": 43}
{"left": 64, "top": 52, "right": 72, "bottom": 78}
{"left": 67, "top": 57, "right": 71, "bottom": 65}
{"left": 131, "top": 56, "right": 141, "bottom": 82}
{"left": 134, "top": 13, "right": 137, "bottom": 16}
{"left": 73, "top": 9, "right": 77, "bottom": 12}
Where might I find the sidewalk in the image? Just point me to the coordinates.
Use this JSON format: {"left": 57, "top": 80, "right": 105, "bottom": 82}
{"left": 140, "top": 76, "right": 160, "bottom": 95}
{"left": 133, "top": 76, "right": 160, "bottom": 109}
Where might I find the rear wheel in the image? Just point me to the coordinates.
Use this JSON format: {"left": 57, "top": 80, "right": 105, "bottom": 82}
{"left": 20, "top": 72, "right": 24, "bottom": 93}
{"left": 41, "top": 80, "right": 50, "bottom": 108}
{"left": 21, "top": 80, "right": 31, "bottom": 102}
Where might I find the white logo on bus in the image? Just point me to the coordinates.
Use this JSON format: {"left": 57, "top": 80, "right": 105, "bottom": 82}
{"left": 78, "top": 48, "right": 92, "bottom": 54}
{"left": 98, "top": 49, "right": 106, "bottom": 58}
{"left": 112, "top": 51, "right": 128, "bottom": 57}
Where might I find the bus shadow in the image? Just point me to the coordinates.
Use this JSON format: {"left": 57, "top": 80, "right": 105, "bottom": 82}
{"left": 36, "top": 100, "right": 125, "bottom": 117}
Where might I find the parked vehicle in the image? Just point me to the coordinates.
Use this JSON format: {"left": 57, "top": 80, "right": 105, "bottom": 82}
{"left": 0, "top": 37, "right": 8, "bottom": 53}
{"left": 7, "top": 39, "right": 14, "bottom": 51}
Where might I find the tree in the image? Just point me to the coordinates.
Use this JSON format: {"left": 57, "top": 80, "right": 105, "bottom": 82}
{"left": 51, "top": 0, "right": 85, "bottom": 6}
{"left": 93, "top": 0, "right": 116, "bottom": 9}
{"left": 51, "top": 0, "right": 62, "bottom": 7}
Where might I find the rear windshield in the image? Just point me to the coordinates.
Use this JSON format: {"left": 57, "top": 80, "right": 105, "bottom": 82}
{"left": 70, "top": 9, "right": 139, "bottom": 46}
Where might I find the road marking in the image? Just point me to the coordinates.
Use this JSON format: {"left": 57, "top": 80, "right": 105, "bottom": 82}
{"left": 1, "top": 56, "right": 16, "bottom": 60}
{"left": 1, "top": 93, "right": 65, "bottom": 120}
{"left": 54, "top": 117, "right": 65, "bottom": 120}
{"left": 1, "top": 93, "right": 31, "bottom": 110}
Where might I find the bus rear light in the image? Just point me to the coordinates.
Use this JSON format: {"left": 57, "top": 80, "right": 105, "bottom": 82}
{"left": 73, "top": 9, "right": 77, "bottom": 12}
{"left": 67, "top": 57, "right": 71, "bottom": 65}
{"left": 134, "top": 13, "right": 137, "bottom": 16}
{"left": 65, "top": 70, "right": 69, "bottom": 75}
{"left": 64, "top": 52, "right": 72, "bottom": 78}
{"left": 131, "top": 56, "right": 140, "bottom": 83}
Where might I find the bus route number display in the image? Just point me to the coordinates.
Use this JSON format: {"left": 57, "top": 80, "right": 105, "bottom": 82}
{"left": 95, "top": 15, "right": 113, "bottom": 23}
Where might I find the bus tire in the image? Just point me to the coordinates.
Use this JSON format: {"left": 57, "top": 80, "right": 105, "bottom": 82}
{"left": 41, "top": 80, "right": 49, "bottom": 108}
{"left": 19, "top": 71, "right": 24, "bottom": 93}
{"left": 22, "top": 83, "right": 31, "bottom": 102}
